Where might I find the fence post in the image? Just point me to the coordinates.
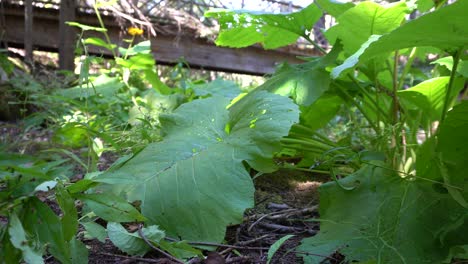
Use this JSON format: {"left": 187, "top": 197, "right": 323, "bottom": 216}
{"left": 24, "top": 0, "right": 33, "bottom": 62}
{"left": 59, "top": 0, "right": 76, "bottom": 71}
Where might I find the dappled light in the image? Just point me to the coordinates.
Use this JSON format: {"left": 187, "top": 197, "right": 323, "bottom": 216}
{"left": 0, "top": 0, "right": 467, "bottom": 263}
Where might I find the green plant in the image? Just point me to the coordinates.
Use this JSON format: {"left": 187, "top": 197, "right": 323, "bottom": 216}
{"left": 2, "top": 0, "right": 467, "bottom": 263}
{"left": 207, "top": 0, "right": 467, "bottom": 263}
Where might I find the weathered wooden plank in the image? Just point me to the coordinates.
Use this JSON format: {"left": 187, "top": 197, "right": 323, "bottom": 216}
{"left": 59, "top": 0, "right": 77, "bottom": 70}
{"left": 2, "top": 5, "right": 319, "bottom": 75}
{"left": 24, "top": 0, "right": 33, "bottom": 62}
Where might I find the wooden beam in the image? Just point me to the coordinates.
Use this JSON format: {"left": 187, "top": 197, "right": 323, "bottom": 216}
{"left": 24, "top": 0, "right": 33, "bottom": 62}
{"left": 59, "top": 0, "right": 77, "bottom": 71}
{"left": 2, "top": 5, "right": 319, "bottom": 75}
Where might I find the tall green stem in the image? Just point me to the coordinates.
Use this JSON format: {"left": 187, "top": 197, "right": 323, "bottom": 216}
{"left": 303, "top": 35, "right": 327, "bottom": 55}
{"left": 397, "top": 47, "right": 417, "bottom": 90}
{"left": 333, "top": 82, "right": 379, "bottom": 132}
{"left": 93, "top": 4, "right": 117, "bottom": 58}
{"left": 391, "top": 50, "right": 400, "bottom": 168}
{"left": 441, "top": 48, "right": 463, "bottom": 122}
{"left": 348, "top": 73, "right": 389, "bottom": 124}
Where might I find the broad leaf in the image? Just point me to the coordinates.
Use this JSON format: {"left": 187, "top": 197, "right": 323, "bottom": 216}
{"left": 66, "top": 21, "right": 107, "bottom": 32}
{"left": 128, "top": 90, "right": 183, "bottom": 126}
{"left": 315, "top": 0, "right": 354, "bottom": 18}
{"left": 8, "top": 213, "right": 44, "bottom": 264}
{"left": 257, "top": 41, "right": 342, "bottom": 106}
{"left": 97, "top": 91, "right": 299, "bottom": 242}
{"left": 159, "top": 240, "right": 203, "bottom": 259}
{"left": 81, "top": 222, "right": 107, "bottom": 243}
{"left": 437, "top": 101, "right": 468, "bottom": 206}
{"left": 325, "top": 1, "right": 408, "bottom": 54}
{"left": 57, "top": 75, "right": 124, "bottom": 99}
{"left": 118, "top": 40, "right": 151, "bottom": 56}
{"left": 107, "top": 222, "right": 165, "bottom": 256}
{"left": 397, "top": 77, "right": 465, "bottom": 122}
{"left": 432, "top": 57, "right": 468, "bottom": 78}
{"left": 77, "top": 193, "right": 146, "bottom": 222}
{"left": 56, "top": 186, "right": 78, "bottom": 241}
{"left": 192, "top": 78, "right": 241, "bottom": 100}
{"left": 300, "top": 94, "right": 343, "bottom": 132}
{"left": 21, "top": 198, "right": 88, "bottom": 264}
{"left": 205, "top": 4, "right": 322, "bottom": 49}
{"left": 334, "top": 0, "right": 468, "bottom": 72}
{"left": 298, "top": 164, "right": 468, "bottom": 263}
{"left": 84, "top": 37, "right": 116, "bottom": 50}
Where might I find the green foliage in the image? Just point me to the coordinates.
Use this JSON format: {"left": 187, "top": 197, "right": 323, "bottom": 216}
{"left": 2, "top": 0, "right": 468, "bottom": 263}
{"left": 107, "top": 222, "right": 164, "bottom": 256}
{"left": 334, "top": 0, "right": 468, "bottom": 75}
{"left": 96, "top": 91, "right": 299, "bottom": 243}
{"left": 267, "top": 235, "right": 294, "bottom": 264}
{"left": 208, "top": 1, "right": 467, "bottom": 262}
{"left": 298, "top": 163, "right": 468, "bottom": 263}
{"left": 205, "top": 4, "right": 322, "bottom": 49}
{"left": 325, "top": 1, "right": 409, "bottom": 55}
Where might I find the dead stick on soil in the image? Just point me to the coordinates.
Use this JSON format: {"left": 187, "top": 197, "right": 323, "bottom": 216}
{"left": 269, "top": 206, "right": 318, "bottom": 220}
{"left": 138, "top": 224, "right": 185, "bottom": 264}
{"left": 293, "top": 250, "right": 339, "bottom": 261}
{"left": 226, "top": 256, "right": 252, "bottom": 263}
{"left": 248, "top": 213, "right": 270, "bottom": 232}
{"left": 237, "top": 234, "right": 271, "bottom": 246}
{"left": 165, "top": 237, "right": 269, "bottom": 251}
{"left": 220, "top": 234, "right": 271, "bottom": 255}
{"left": 245, "top": 206, "right": 318, "bottom": 222}
{"left": 259, "top": 223, "right": 302, "bottom": 233}
{"left": 96, "top": 252, "right": 163, "bottom": 263}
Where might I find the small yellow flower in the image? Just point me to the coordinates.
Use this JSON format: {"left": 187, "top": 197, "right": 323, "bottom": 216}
{"left": 128, "top": 27, "right": 144, "bottom": 36}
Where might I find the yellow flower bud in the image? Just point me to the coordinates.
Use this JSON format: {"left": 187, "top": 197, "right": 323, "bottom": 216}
{"left": 128, "top": 27, "right": 144, "bottom": 36}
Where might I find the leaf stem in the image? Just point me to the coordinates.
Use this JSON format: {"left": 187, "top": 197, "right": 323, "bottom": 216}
{"left": 397, "top": 47, "right": 417, "bottom": 90}
{"left": 348, "top": 73, "right": 388, "bottom": 124}
{"left": 137, "top": 224, "right": 184, "bottom": 264}
{"left": 303, "top": 34, "right": 327, "bottom": 55}
{"left": 390, "top": 50, "right": 401, "bottom": 168}
{"left": 441, "top": 48, "right": 463, "bottom": 122}
{"left": 281, "top": 138, "right": 334, "bottom": 151}
{"left": 291, "top": 124, "right": 336, "bottom": 145}
{"left": 333, "top": 82, "right": 379, "bottom": 132}
{"left": 93, "top": 3, "right": 117, "bottom": 58}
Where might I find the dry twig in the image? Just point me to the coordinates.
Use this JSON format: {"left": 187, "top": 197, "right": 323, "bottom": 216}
{"left": 138, "top": 224, "right": 184, "bottom": 264}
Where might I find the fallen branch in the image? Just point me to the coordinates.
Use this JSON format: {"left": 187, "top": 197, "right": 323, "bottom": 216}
{"left": 95, "top": 252, "right": 163, "bottom": 263}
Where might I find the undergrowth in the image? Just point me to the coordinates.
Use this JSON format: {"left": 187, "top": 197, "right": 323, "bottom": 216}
{"left": 1, "top": 0, "right": 467, "bottom": 263}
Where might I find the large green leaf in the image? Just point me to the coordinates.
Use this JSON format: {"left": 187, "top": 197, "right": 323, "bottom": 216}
{"left": 56, "top": 186, "right": 78, "bottom": 241}
{"left": 107, "top": 222, "right": 165, "bottom": 256}
{"left": 81, "top": 222, "right": 107, "bottom": 243}
{"left": 298, "top": 164, "right": 468, "bottom": 263}
{"left": 325, "top": 1, "right": 408, "bottom": 54}
{"left": 57, "top": 75, "right": 124, "bottom": 99}
{"left": 8, "top": 213, "right": 44, "bottom": 264}
{"left": 192, "top": 78, "right": 241, "bottom": 100}
{"left": 205, "top": 4, "right": 322, "bottom": 49}
{"left": 432, "top": 57, "right": 468, "bottom": 78}
{"left": 257, "top": 41, "right": 342, "bottom": 106}
{"left": 315, "top": 0, "right": 354, "bottom": 18}
{"left": 334, "top": 1, "right": 468, "bottom": 73}
{"left": 21, "top": 198, "right": 88, "bottom": 264}
{"left": 437, "top": 101, "right": 468, "bottom": 206}
{"left": 397, "top": 77, "right": 465, "bottom": 122}
{"left": 97, "top": 91, "right": 299, "bottom": 243}
{"left": 299, "top": 94, "right": 343, "bottom": 132}
{"left": 76, "top": 193, "right": 146, "bottom": 222}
